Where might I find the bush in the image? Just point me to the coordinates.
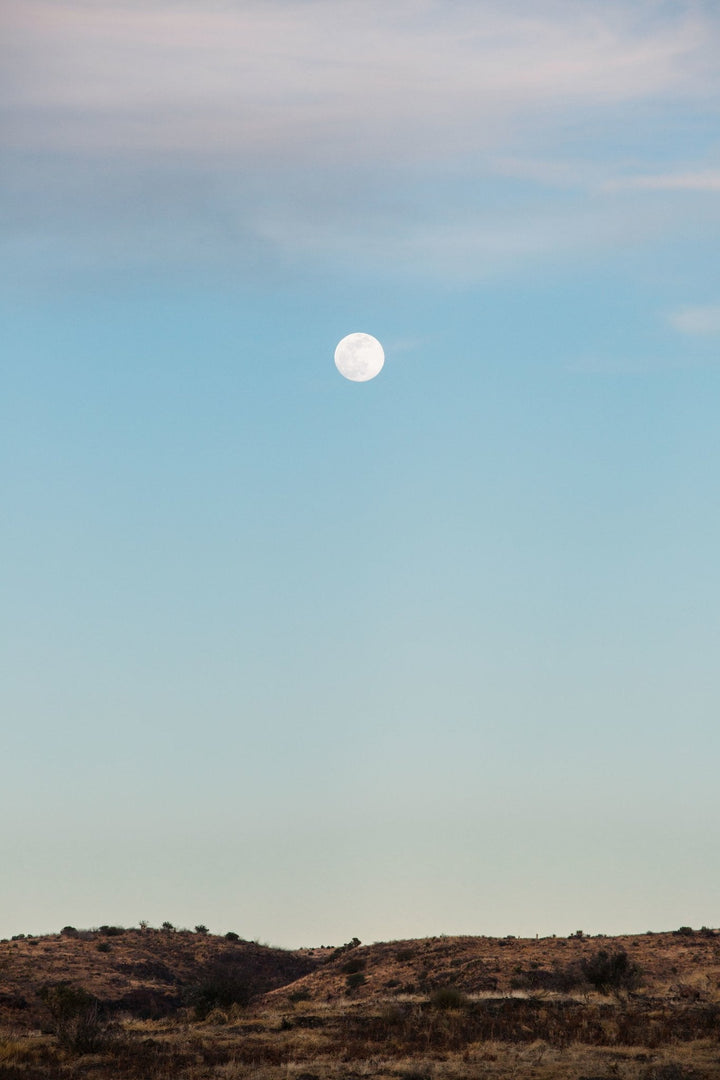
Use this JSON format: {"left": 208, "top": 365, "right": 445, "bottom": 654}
{"left": 430, "top": 987, "right": 467, "bottom": 1010}
{"left": 60, "top": 926, "right": 78, "bottom": 938}
{"left": 194, "top": 924, "right": 209, "bottom": 935}
{"left": 345, "top": 972, "right": 366, "bottom": 992}
{"left": 581, "top": 949, "right": 640, "bottom": 993}
{"left": 225, "top": 931, "right": 240, "bottom": 942}
{"left": 509, "top": 963, "right": 584, "bottom": 993}
{"left": 330, "top": 936, "right": 361, "bottom": 959}
{"left": 184, "top": 970, "right": 252, "bottom": 1020}
{"left": 38, "top": 982, "right": 106, "bottom": 1053}
{"left": 342, "top": 956, "right": 366, "bottom": 975}
{"left": 96, "top": 942, "right": 112, "bottom": 953}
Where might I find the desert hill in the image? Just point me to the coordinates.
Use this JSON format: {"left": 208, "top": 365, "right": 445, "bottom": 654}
{"left": 2, "top": 924, "right": 720, "bottom": 1079}
{"left": 265, "top": 927, "right": 720, "bottom": 1006}
{"left": 1, "top": 923, "right": 719, "bottom": 1027}
{"left": 0, "top": 925, "right": 327, "bottom": 1026}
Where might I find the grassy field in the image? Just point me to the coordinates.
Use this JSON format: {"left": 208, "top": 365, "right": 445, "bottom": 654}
{"left": 1, "top": 925, "right": 719, "bottom": 1078}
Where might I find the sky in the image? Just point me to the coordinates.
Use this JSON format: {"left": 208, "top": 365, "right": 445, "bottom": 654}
{"left": 2, "top": 0, "right": 720, "bottom": 947}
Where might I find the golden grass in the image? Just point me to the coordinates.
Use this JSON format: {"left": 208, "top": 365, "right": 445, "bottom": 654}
{"left": 2, "top": 927, "right": 720, "bottom": 1078}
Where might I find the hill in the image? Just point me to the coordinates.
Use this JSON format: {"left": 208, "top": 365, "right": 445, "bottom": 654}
{"left": 0, "top": 925, "right": 326, "bottom": 1025}
{"left": 1, "top": 924, "right": 720, "bottom": 1079}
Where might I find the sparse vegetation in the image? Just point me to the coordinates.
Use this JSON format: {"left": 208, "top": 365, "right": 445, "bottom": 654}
{"left": 1, "top": 927, "right": 719, "bottom": 1078}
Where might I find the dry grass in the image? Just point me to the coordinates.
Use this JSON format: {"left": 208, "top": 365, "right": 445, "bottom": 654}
{"left": 1, "top": 926, "right": 719, "bottom": 1078}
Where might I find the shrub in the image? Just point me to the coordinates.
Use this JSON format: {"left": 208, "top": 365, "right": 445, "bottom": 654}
{"left": 161, "top": 921, "right": 175, "bottom": 932}
{"left": 342, "top": 956, "right": 366, "bottom": 975}
{"left": 581, "top": 949, "right": 641, "bottom": 993}
{"left": 225, "top": 931, "right": 240, "bottom": 941}
{"left": 508, "top": 962, "right": 584, "bottom": 993}
{"left": 96, "top": 942, "right": 112, "bottom": 953}
{"left": 674, "top": 926, "right": 694, "bottom": 937}
{"left": 194, "top": 924, "right": 209, "bottom": 935}
{"left": 430, "top": 987, "right": 467, "bottom": 1010}
{"left": 330, "top": 937, "right": 361, "bottom": 959}
{"left": 60, "top": 926, "right": 78, "bottom": 938}
{"left": 345, "top": 972, "right": 366, "bottom": 992}
{"left": 395, "top": 948, "right": 415, "bottom": 962}
{"left": 184, "top": 970, "right": 252, "bottom": 1020}
{"left": 38, "top": 982, "right": 106, "bottom": 1053}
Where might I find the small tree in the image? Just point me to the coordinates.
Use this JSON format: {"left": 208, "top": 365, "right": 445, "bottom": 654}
{"left": 195, "top": 924, "right": 209, "bottom": 935}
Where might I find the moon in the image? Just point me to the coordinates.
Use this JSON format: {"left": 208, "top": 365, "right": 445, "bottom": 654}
{"left": 334, "top": 332, "right": 385, "bottom": 382}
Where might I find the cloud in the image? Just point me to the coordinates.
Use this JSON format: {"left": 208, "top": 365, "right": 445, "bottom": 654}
{"left": 668, "top": 304, "right": 720, "bottom": 335}
{"left": 604, "top": 170, "right": 720, "bottom": 192}
{"left": 3, "top": 0, "right": 720, "bottom": 284}
{"left": 2, "top": 0, "right": 718, "bottom": 160}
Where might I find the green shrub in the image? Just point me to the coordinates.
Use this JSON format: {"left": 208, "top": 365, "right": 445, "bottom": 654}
{"left": 225, "top": 931, "right": 240, "bottom": 941}
{"left": 194, "top": 924, "right": 209, "bottom": 935}
{"left": 96, "top": 942, "right": 112, "bottom": 953}
{"left": 345, "top": 972, "right": 366, "bottom": 992}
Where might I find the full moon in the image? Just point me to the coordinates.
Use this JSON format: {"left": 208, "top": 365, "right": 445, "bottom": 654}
{"left": 334, "top": 332, "right": 385, "bottom": 382}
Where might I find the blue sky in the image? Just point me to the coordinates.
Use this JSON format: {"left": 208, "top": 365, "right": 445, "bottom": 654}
{"left": 2, "top": 0, "right": 720, "bottom": 946}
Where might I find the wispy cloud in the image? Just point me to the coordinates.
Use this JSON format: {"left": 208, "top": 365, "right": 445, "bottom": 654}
{"left": 2, "top": 0, "right": 718, "bottom": 159}
{"left": 604, "top": 170, "right": 720, "bottom": 192}
{"left": 3, "top": 0, "right": 720, "bottom": 283}
{"left": 668, "top": 304, "right": 720, "bottom": 335}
